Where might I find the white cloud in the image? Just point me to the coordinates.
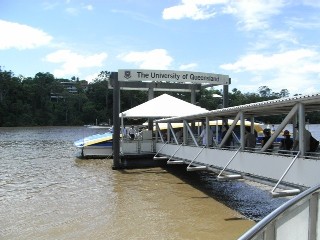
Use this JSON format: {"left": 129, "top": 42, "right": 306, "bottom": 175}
{"left": 225, "top": 0, "right": 286, "bottom": 31}
{"left": 302, "top": 0, "right": 320, "bottom": 8}
{"left": 179, "top": 63, "right": 198, "bottom": 70}
{"left": 65, "top": 4, "right": 93, "bottom": 15}
{"left": 220, "top": 49, "right": 317, "bottom": 72}
{"left": 118, "top": 49, "right": 173, "bottom": 69}
{"left": 285, "top": 16, "right": 320, "bottom": 30}
{"left": 45, "top": 49, "right": 107, "bottom": 77}
{"left": 83, "top": 4, "right": 93, "bottom": 11}
{"left": 163, "top": 0, "right": 285, "bottom": 30}
{"left": 84, "top": 72, "right": 99, "bottom": 83}
{"left": 163, "top": 0, "right": 227, "bottom": 20}
{"left": 65, "top": 7, "right": 79, "bottom": 15}
{"left": 220, "top": 48, "right": 320, "bottom": 95}
{"left": 0, "top": 20, "right": 52, "bottom": 50}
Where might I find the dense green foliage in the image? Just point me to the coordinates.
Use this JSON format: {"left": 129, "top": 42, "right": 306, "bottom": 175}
{"left": 0, "top": 69, "right": 318, "bottom": 127}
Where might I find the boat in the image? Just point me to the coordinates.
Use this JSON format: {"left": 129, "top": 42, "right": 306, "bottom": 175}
{"left": 74, "top": 132, "right": 113, "bottom": 158}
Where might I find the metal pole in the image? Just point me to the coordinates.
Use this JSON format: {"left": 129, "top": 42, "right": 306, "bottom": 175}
{"left": 298, "top": 103, "right": 306, "bottom": 155}
{"left": 112, "top": 72, "right": 121, "bottom": 169}
{"left": 148, "top": 87, "right": 154, "bottom": 130}
{"left": 191, "top": 86, "right": 196, "bottom": 104}
{"left": 223, "top": 79, "right": 230, "bottom": 108}
{"left": 240, "top": 112, "right": 245, "bottom": 150}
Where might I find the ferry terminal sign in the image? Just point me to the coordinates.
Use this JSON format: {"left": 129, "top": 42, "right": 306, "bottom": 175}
{"left": 118, "top": 69, "right": 229, "bottom": 85}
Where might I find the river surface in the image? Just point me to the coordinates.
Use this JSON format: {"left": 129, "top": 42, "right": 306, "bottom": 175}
{"left": 1, "top": 125, "right": 318, "bottom": 240}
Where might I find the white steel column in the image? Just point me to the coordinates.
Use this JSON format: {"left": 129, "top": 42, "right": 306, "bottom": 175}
{"left": 240, "top": 112, "right": 245, "bottom": 150}
{"left": 298, "top": 103, "right": 306, "bottom": 156}
{"left": 205, "top": 117, "right": 210, "bottom": 147}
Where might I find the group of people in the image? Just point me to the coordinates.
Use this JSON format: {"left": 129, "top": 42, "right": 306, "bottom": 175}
{"left": 262, "top": 124, "right": 319, "bottom": 153}
{"left": 198, "top": 123, "right": 256, "bottom": 149}
{"left": 126, "top": 121, "right": 318, "bottom": 153}
{"left": 198, "top": 122, "right": 319, "bottom": 153}
{"left": 198, "top": 123, "right": 233, "bottom": 148}
{"left": 121, "top": 125, "right": 138, "bottom": 140}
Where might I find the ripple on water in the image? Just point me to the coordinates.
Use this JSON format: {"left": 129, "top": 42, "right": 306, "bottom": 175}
{"left": 0, "top": 127, "right": 118, "bottom": 239}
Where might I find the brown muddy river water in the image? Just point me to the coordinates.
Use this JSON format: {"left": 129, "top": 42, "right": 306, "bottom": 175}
{"left": 0, "top": 126, "right": 289, "bottom": 240}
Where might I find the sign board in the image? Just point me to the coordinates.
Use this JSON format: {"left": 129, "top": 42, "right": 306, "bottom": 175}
{"left": 118, "top": 69, "right": 229, "bottom": 85}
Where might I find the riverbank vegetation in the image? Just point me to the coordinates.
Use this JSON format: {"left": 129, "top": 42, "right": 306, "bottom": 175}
{"left": 1, "top": 69, "right": 319, "bottom": 127}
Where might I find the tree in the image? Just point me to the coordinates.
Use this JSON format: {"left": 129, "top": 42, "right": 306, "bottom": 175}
{"left": 258, "top": 86, "right": 272, "bottom": 98}
{"left": 0, "top": 67, "right": 317, "bottom": 127}
{"left": 279, "top": 89, "right": 289, "bottom": 98}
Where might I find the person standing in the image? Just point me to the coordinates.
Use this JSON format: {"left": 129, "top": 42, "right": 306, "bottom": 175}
{"left": 244, "top": 126, "right": 256, "bottom": 149}
{"left": 175, "top": 129, "right": 182, "bottom": 143}
{"left": 261, "top": 128, "right": 273, "bottom": 152}
{"left": 292, "top": 124, "right": 311, "bottom": 152}
{"left": 279, "top": 130, "right": 293, "bottom": 153}
{"left": 199, "top": 123, "right": 213, "bottom": 146}
{"left": 128, "top": 125, "right": 136, "bottom": 140}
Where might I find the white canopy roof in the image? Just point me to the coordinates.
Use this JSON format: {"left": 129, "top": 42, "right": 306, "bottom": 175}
{"left": 120, "top": 93, "right": 209, "bottom": 118}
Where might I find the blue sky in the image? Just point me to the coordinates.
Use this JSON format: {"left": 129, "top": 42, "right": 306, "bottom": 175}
{"left": 1, "top": 0, "right": 320, "bottom": 96}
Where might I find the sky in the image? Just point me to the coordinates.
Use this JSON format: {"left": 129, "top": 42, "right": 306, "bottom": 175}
{"left": 1, "top": 0, "right": 320, "bottom": 96}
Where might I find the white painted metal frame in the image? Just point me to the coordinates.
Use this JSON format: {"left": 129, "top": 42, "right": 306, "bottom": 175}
{"left": 154, "top": 93, "right": 320, "bottom": 190}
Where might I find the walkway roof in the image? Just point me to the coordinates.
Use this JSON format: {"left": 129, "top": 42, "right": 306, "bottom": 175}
{"left": 155, "top": 93, "right": 320, "bottom": 122}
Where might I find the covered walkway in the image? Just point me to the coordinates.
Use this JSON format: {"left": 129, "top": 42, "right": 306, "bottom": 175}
{"left": 153, "top": 93, "right": 320, "bottom": 196}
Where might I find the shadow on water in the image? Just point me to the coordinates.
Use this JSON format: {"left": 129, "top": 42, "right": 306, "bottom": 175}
{"left": 73, "top": 157, "right": 287, "bottom": 222}
{"left": 117, "top": 169, "right": 170, "bottom": 175}
{"left": 161, "top": 164, "right": 288, "bottom": 222}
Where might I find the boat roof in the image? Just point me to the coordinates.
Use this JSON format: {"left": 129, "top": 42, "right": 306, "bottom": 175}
{"left": 74, "top": 132, "right": 113, "bottom": 147}
{"left": 155, "top": 93, "right": 320, "bottom": 122}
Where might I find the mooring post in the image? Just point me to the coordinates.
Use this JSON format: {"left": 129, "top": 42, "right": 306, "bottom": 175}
{"left": 111, "top": 72, "right": 121, "bottom": 169}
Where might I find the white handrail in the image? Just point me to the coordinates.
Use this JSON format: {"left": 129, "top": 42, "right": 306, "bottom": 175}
{"left": 239, "top": 184, "right": 320, "bottom": 240}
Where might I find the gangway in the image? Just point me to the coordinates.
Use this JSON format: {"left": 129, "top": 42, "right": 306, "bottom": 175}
{"left": 154, "top": 93, "right": 320, "bottom": 190}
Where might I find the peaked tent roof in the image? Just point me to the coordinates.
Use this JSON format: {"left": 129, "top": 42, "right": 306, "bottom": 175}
{"left": 120, "top": 93, "right": 209, "bottom": 118}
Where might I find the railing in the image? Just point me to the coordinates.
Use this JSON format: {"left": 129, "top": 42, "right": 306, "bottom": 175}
{"left": 238, "top": 184, "right": 320, "bottom": 240}
{"left": 270, "top": 151, "right": 301, "bottom": 197}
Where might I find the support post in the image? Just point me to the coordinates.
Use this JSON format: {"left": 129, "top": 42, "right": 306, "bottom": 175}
{"left": 240, "top": 112, "right": 245, "bottom": 150}
{"left": 148, "top": 88, "right": 154, "bottom": 130}
{"left": 298, "top": 103, "right": 306, "bottom": 156}
{"left": 191, "top": 86, "right": 196, "bottom": 104}
{"left": 111, "top": 72, "right": 121, "bottom": 169}
{"left": 205, "top": 117, "right": 210, "bottom": 147}
{"left": 223, "top": 80, "right": 230, "bottom": 108}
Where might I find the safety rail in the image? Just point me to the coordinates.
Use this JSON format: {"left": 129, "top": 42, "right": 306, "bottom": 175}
{"left": 217, "top": 147, "right": 242, "bottom": 180}
{"left": 167, "top": 143, "right": 185, "bottom": 164}
{"left": 239, "top": 184, "right": 320, "bottom": 240}
{"left": 271, "top": 151, "right": 301, "bottom": 197}
{"left": 153, "top": 141, "right": 168, "bottom": 160}
{"left": 186, "top": 146, "right": 207, "bottom": 171}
